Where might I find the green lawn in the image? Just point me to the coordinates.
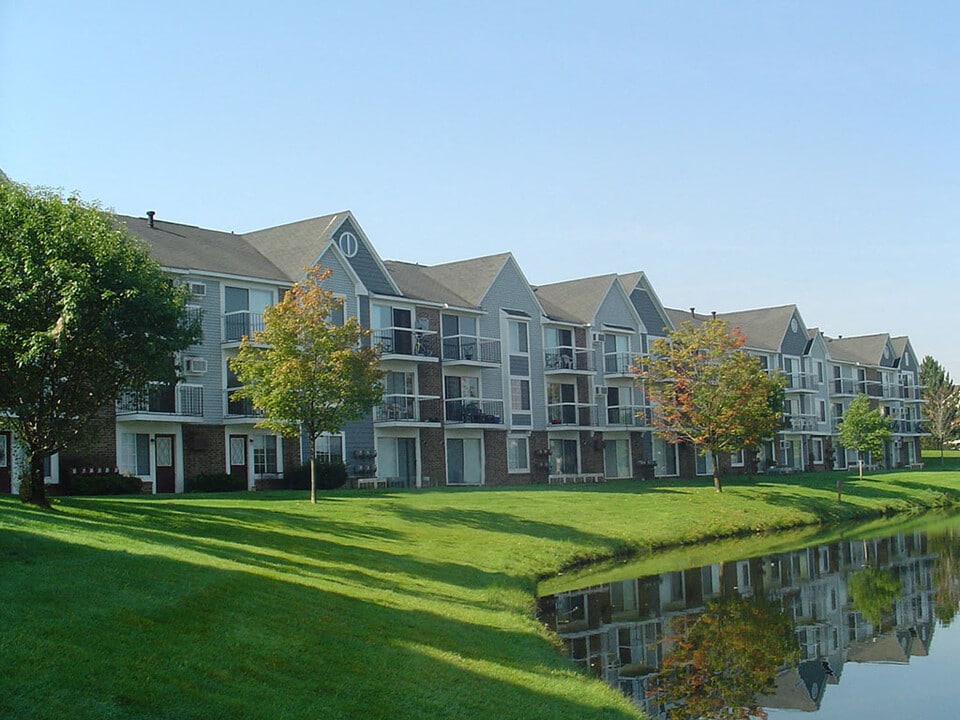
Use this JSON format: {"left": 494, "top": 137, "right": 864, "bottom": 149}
{"left": 3, "top": 458, "right": 960, "bottom": 720}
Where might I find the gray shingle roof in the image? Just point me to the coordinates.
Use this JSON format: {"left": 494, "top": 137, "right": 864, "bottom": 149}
{"left": 242, "top": 212, "right": 350, "bottom": 280}
{"left": 116, "top": 215, "right": 289, "bottom": 282}
{"left": 412, "top": 253, "right": 514, "bottom": 306}
{"left": 382, "top": 260, "right": 476, "bottom": 309}
{"left": 533, "top": 274, "right": 619, "bottom": 325}
{"left": 824, "top": 333, "right": 891, "bottom": 365}
{"left": 664, "top": 304, "right": 799, "bottom": 352}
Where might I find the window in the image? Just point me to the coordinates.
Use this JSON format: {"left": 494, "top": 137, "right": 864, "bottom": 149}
{"left": 696, "top": 450, "right": 714, "bottom": 476}
{"left": 338, "top": 231, "right": 358, "bottom": 257}
{"left": 120, "top": 433, "right": 151, "bottom": 476}
{"left": 653, "top": 437, "right": 678, "bottom": 477}
{"left": 818, "top": 400, "right": 827, "bottom": 423}
{"left": 730, "top": 450, "right": 744, "bottom": 467}
{"left": 812, "top": 438, "right": 824, "bottom": 464}
{"left": 547, "top": 383, "right": 577, "bottom": 424}
{"left": 510, "top": 379, "right": 530, "bottom": 411}
{"left": 604, "top": 333, "right": 630, "bottom": 373}
{"left": 329, "top": 296, "right": 345, "bottom": 326}
{"left": 508, "top": 319, "right": 528, "bottom": 354}
{"left": 446, "top": 437, "right": 482, "bottom": 485}
{"left": 445, "top": 375, "right": 481, "bottom": 422}
{"left": 604, "top": 439, "right": 631, "bottom": 479}
{"left": 442, "top": 314, "right": 478, "bottom": 360}
{"left": 549, "top": 438, "right": 579, "bottom": 475}
{"left": 224, "top": 287, "right": 272, "bottom": 341}
{"left": 507, "top": 436, "right": 529, "bottom": 473}
{"left": 253, "top": 435, "right": 278, "bottom": 475}
{"left": 315, "top": 434, "right": 343, "bottom": 463}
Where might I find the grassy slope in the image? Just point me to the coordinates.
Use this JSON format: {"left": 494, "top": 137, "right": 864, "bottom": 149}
{"left": 2, "top": 454, "right": 960, "bottom": 720}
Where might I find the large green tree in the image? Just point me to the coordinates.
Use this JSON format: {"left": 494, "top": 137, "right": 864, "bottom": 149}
{"left": 919, "top": 355, "right": 959, "bottom": 464}
{"left": 638, "top": 318, "right": 785, "bottom": 492}
{"left": 229, "top": 265, "right": 383, "bottom": 503}
{"left": 837, "top": 393, "right": 893, "bottom": 492}
{"left": 0, "top": 183, "right": 199, "bottom": 506}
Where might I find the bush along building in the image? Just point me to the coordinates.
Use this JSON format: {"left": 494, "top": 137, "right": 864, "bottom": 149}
{"left": 0, "top": 207, "right": 927, "bottom": 494}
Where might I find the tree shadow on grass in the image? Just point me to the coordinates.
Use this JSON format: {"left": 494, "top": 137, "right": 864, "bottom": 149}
{"left": 0, "top": 527, "right": 637, "bottom": 720}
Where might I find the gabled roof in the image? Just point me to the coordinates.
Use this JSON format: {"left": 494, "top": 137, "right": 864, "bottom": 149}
{"left": 664, "top": 304, "right": 801, "bottom": 353}
{"left": 382, "top": 260, "right": 476, "bottom": 310}
{"left": 824, "top": 333, "right": 893, "bottom": 366}
{"left": 533, "top": 274, "right": 621, "bottom": 325}
{"left": 242, "top": 212, "right": 350, "bottom": 280}
{"left": 116, "top": 215, "right": 289, "bottom": 282}
{"left": 413, "top": 253, "right": 514, "bottom": 307}
{"left": 620, "top": 271, "right": 674, "bottom": 336}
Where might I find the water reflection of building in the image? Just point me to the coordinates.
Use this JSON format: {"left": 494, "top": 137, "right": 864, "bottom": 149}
{"left": 539, "top": 529, "right": 940, "bottom": 718}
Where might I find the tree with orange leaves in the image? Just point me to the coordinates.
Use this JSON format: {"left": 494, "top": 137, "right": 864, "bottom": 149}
{"left": 638, "top": 318, "right": 785, "bottom": 492}
{"left": 230, "top": 265, "right": 383, "bottom": 503}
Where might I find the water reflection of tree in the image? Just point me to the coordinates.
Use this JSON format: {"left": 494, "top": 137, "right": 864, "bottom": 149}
{"left": 651, "top": 595, "right": 799, "bottom": 720}
{"left": 930, "top": 529, "right": 960, "bottom": 627}
{"left": 847, "top": 567, "right": 900, "bottom": 629}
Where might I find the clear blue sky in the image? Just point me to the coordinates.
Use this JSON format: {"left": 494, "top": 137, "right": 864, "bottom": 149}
{"left": 2, "top": 1, "right": 957, "bottom": 376}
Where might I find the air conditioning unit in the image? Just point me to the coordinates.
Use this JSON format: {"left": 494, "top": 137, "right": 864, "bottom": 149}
{"left": 592, "top": 332, "right": 605, "bottom": 344}
{"left": 594, "top": 385, "right": 607, "bottom": 396}
{"left": 185, "top": 357, "right": 208, "bottom": 374}
{"left": 188, "top": 281, "right": 207, "bottom": 297}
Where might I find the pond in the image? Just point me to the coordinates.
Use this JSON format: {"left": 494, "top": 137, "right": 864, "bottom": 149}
{"left": 537, "top": 512, "right": 960, "bottom": 719}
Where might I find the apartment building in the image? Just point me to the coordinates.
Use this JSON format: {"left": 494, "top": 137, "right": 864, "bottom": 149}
{"left": 0, "top": 205, "right": 927, "bottom": 494}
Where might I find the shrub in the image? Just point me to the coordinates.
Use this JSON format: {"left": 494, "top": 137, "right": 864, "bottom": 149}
{"left": 185, "top": 472, "right": 247, "bottom": 493}
{"left": 286, "top": 462, "right": 348, "bottom": 490}
{"left": 70, "top": 473, "right": 144, "bottom": 496}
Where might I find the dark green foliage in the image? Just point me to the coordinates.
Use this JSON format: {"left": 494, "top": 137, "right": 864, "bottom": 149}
{"left": 286, "top": 462, "right": 348, "bottom": 490}
{"left": 69, "top": 473, "right": 144, "bottom": 496}
{"left": 184, "top": 472, "right": 247, "bottom": 493}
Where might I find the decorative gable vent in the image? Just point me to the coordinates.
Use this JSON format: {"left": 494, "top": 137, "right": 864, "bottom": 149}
{"left": 185, "top": 358, "right": 208, "bottom": 375}
{"left": 188, "top": 281, "right": 207, "bottom": 297}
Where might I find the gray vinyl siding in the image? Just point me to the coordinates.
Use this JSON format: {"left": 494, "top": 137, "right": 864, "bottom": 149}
{"left": 630, "top": 288, "right": 671, "bottom": 337}
{"left": 180, "top": 275, "right": 225, "bottom": 423}
{"left": 317, "top": 246, "right": 361, "bottom": 320}
{"left": 597, "top": 291, "right": 641, "bottom": 333}
{"left": 781, "top": 313, "right": 809, "bottom": 357}
{"left": 336, "top": 218, "right": 398, "bottom": 297}
{"left": 478, "top": 260, "right": 546, "bottom": 430}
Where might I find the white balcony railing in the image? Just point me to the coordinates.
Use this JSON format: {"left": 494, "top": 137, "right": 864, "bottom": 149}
{"left": 117, "top": 384, "right": 203, "bottom": 417}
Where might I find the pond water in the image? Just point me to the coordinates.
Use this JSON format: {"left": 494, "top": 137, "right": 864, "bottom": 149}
{"left": 537, "top": 512, "right": 960, "bottom": 719}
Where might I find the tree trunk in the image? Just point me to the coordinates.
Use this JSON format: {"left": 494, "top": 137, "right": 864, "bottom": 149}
{"left": 836, "top": 475, "right": 843, "bottom": 503}
{"left": 859, "top": 457, "right": 864, "bottom": 481}
{"left": 310, "top": 455, "right": 317, "bottom": 504}
{"left": 712, "top": 452, "right": 722, "bottom": 493}
{"left": 20, "top": 453, "right": 49, "bottom": 508}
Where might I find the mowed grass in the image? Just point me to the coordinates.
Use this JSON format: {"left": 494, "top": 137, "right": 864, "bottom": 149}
{"left": 3, "top": 454, "right": 960, "bottom": 720}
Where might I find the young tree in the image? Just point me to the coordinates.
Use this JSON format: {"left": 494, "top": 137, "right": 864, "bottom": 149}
{"left": 0, "top": 183, "right": 199, "bottom": 506}
{"left": 638, "top": 319, "right": 785, "bottom": 492}
{"left": 229, "top": 265, "right": 383, "bottom": 503}
{"left": 837, "top": 393, "right": 893, "bottom": 493}
{"left": 919, "top": 355, "right": 960, "bottom": 465}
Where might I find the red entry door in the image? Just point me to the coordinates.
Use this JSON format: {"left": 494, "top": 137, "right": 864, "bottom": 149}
{"left": 0, "top": 431, "right": 11, "bottom": 494}
{"left": 229, "top": 435, "right": 248, "bottom": 485}
{"left": 155, "top": 434, "right": 176, "bottom": 494}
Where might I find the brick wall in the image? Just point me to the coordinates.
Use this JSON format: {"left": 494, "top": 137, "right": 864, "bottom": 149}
{"left": 181, "top": 424, "right": 227, "bottom": 478}
{"left": 483, "top": 429, "right": 512, "bottom": 485}
{"left": 580, "top": 430, "right": 604, "bottom": 474}
{"left": 420, "top": 427, "right": 445, "bottom": 487}
{"left": 529, "top": 430, "right": 550, "bottom": 483}
{"left": 59, "top": 408, "right": 118, "bottom": 478}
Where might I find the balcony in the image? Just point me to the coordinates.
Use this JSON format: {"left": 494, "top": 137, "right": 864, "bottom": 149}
{"left": 441, "top": 334, "right": 501, "bottom": 365}
{"left": 547, "top": 403, "right": 596, "bottom": 427}
{"left": 223, "top": 310, "right": 265, "bottom": 344}
{"left": 829, "top": 378, "right": 859, "bottom": 397}
{"left": 444, "top": 398, "right": 504, "bottom": 425}
{"left": 606, "top": 405, "right": 646, "bottom": 427}
{"left": 117, "top": 384, "right": 204, "bottom": 418}
{"left": 224, "top": 390, "right": 262, "bottom": 418}
{"left": 783, "top": 413, "right": 822, "bottom": 432}
{"left": 374, "top": 395, "right": 442, "bottom": 424}
{"left": 603, "top": 351, "right": 636, "bottom": 377}
{"left": 783, "top": 372, "right": 819, "bottom": 393}
{"left": 372, "top": 327, "right": 438, "bottom": 360}
{"left": 544, "top": 347, "right": 594, "bottom": 374}
{"left": 892, "top": 419, "right": 925, "bottom": 435}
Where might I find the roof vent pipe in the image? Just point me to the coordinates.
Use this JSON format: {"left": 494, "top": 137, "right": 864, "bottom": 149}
{"left": 146, "top": 210, "right": 155, "bottom": 228}
{"left": 689, "top": 307, "right": 696, "bottom": 318}
{"left": 711, "top": 311, "right": 716, "bottom": 319}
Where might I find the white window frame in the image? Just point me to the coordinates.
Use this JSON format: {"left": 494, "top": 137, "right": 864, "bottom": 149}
{"left": 507, "top": 435, "right": 529, "bottom": 473}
